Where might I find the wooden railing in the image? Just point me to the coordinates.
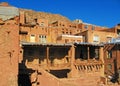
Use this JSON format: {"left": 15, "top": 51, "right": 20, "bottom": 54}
{"left": 74, "top": 59, "right": 103, "bottom": 73}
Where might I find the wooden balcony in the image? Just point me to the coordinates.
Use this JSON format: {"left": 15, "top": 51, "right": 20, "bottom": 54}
{"left": 74, "top": 59, "right": 103, "bottom": 73}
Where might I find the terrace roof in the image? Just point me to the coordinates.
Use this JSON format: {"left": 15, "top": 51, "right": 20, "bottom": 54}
{"left": 21, "top": 41, "right": 73, "bottom": 46}
{"left": 21, "top": 41, "right": 104, "bottom": 47}
{"left": 74, "top": 42, "right": 104, "bottom": 47}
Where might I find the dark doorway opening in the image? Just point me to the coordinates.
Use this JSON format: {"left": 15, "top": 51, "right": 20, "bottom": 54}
{"left": 18, "top": 74, "right": 31, "bottom": 86}
{"left": 50, "top": 69, "right": 70, "bottom": 78}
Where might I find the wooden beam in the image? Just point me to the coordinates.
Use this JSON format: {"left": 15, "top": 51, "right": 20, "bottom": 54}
{"left": 87, "top": 46, "right": 90, "bottom": 60}
{"left": 71, "top": 45, "right": 75, "bottom": 64}
{"left": 46, "top": 47, "right": 49, "bottom": 68}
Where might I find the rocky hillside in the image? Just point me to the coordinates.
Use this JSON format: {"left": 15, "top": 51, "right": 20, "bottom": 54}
{"left": 0, "top": 2, "right": 79, "bottom": 24}
{"left": 0, "top": 2, "right": 71, "bottom": 24}
{"left": 20, "top": 9, "right": 71, "bottom": 24}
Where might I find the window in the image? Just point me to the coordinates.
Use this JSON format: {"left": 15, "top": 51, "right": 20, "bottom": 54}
{"left": 107, "top": 37, "right": 112, "bottom": 43}
{"left": 39, "top": 35, "right": 46, "bottom": 43}
{"left": 84, "top": 25, "right": 88, "bottom": 29}
{"left": 34, "top": 19, "right": 37, "bottom": 23}
{"left": 93, "top": 35, "right": 99, "bottom": 43}
{"left": 106, "top": 50, "right": 112, "bottom": 59}
{"left": 117, "top": 29, "right": 120, "bottom": 36}
{"left": 44, "top": 35, "right": 46, "bottom": 38}
{"left": 39, "top": 35, "right": 42, "bottom": 42}
{"left": 30, "top": 34, "right": 35, "bottom": 42}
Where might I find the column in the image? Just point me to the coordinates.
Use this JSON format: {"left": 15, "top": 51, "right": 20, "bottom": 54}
{"left": 70, "top": 45, "right": 78, "bottom": 78}
{"left": 68, "top": 47, "right": 71, "bottom": 63}
{"left": 99, "top": 47, "right": 104, "bottom": 62}
{"left": 46, "top": 46, "right": 49, "bottom": 69}
{"left": 87, "top": 46, "right": 90, "bottom": 60}
{"left": 99, "top": 46, "right": 104, "bottom": 77}
{"left": 71, "top": 45, "right": 75, "bottom": 64}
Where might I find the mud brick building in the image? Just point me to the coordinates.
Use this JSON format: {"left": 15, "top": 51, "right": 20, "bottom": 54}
{"left": 78, "top": 30, "right": 117, "bottom": 44}
{"left": 19, "top": 42, "right": 104, "bottom": 86}
{"left": 0, "top": 2, "right": 120, "bottom": 86}
{"left": 18, "top": 9, "right": 120, "bottom": 85}
{"left": 0, "top": 2, "right": 19, "bottom": 86}
{"left": 104, "top": 38, "right": 120, "bottom": 74}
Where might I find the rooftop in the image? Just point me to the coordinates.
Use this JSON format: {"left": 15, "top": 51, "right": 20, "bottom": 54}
{"left": 21, "top": 41, "right": 104, "bottom": 47}
{"left": 21, "top": 41, "right": 73, "bottom": 46}
{"left": 74, "top": 42, "right": 104, "bottom": 46}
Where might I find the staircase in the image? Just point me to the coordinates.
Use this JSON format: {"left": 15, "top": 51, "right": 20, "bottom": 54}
{"left": 37, "top": 67, "right": 72, "bottom": 86}
{"left": 37, "top": 67, "right": 101, "bottom": 86}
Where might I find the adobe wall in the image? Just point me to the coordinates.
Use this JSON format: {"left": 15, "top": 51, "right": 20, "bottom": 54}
{"left": 60, "top": 75, "right": 101, "bottom": 86}
{"left": 36, "top": 68, "right": 104, "bottom": 86}
{"left": 0, "top": 3, "right": 19, "bottom": 85}
{"left": 0, "top": 19, "right": 19, "bottom": 86}
{"left": 78, "top": 23, "right": 108, "bottom": 32}
{"left": 37, "top": 69, "right": 61, "bottom": 86}
{"left": 20, "top": 25, "right": 48, "bottom": 42}
{"left": 88, "top": 30, "right": 117, "bottom": 43}
{"left": 104, "top": 44, "right": 120, "bottom": 74}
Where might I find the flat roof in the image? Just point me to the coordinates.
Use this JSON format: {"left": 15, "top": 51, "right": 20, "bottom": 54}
{"left": 104, "top": 38, "right": 120, "bottom": 45}
{"left": 21, "top": 41, "right": 73, "bottom": 46}
{"left": 104, "top": 42, "right": 120, "bottom": 45}
{"left": 21, "top": 41, "right": 104, "bottom": 47}
{"left": 74, "top": 42, "right": 104, "bottom": 46}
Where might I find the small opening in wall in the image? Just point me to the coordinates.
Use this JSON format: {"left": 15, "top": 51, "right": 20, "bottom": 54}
{"left": 50, "top": 69, "right": 70, "bottom": 78}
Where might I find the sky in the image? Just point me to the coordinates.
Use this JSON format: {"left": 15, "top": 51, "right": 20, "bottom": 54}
{"left": 0, "top": 0, "right": 120, "bottom": 28}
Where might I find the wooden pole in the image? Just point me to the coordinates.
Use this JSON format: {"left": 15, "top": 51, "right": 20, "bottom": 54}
{"left": 87, "top": 46, "right": 90, "bottom": 60}
{"left": 46, "top": 46, "right": 49, "bottom": 70}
